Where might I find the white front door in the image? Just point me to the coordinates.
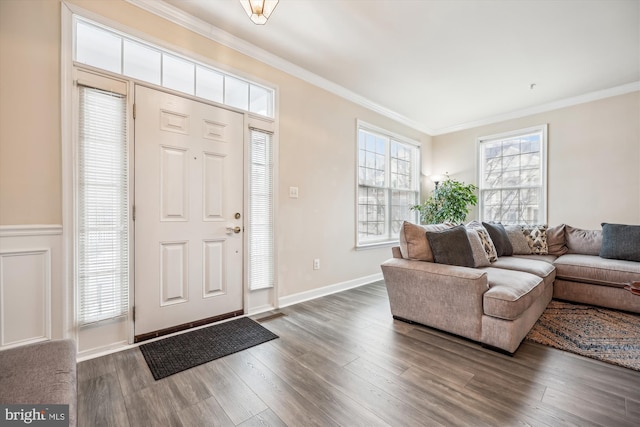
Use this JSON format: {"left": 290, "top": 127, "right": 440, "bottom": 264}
{"left": 134, "top": 85, "right": 244, "bottom": 338}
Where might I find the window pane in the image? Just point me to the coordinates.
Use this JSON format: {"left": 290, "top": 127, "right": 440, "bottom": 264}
{"left": 123, "top": 40, "right": 160, "bottom": 85}
{"left": 196, "top": 66, "right": 223, "bottom": 103}
{"left": 76, "top": 21, "right": 121, "bottom": 73}
{"left": 250, "top": 84, "right": 273, "bottom": 116}
{"left": 358, "top": 186, "right": 386, "bottom": 242}
{"left": 225, "top": 76, "right": 249, "bottom": 110}
{"left": 163, "top": 54, "right": 195, "bottom": 95}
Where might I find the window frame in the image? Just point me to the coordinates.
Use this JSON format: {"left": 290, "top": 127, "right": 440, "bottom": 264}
{"left": 73, "top": 69, "right": 133, "bottom": 327}
{"left": 247, "top": 127, "right": 276, "bottom": 291}
{"left": 356, "top": 121, "right": 421, "bottom": 249}
{"left": 477, "top": 124, "right": 548, "bottom": 225}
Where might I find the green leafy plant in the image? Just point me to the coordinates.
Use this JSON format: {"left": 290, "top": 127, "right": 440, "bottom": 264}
{"left": 411, "top": 177, "right": 478, "bottom": 224}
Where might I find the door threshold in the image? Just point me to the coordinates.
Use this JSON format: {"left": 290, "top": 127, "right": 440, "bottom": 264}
{"left": 134, "top": 309, "right": 244, "bottom": 343}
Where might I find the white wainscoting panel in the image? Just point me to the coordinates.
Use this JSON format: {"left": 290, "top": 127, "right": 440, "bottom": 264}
{"left": 0, "top": 225, "right": 62, "bottom": 350}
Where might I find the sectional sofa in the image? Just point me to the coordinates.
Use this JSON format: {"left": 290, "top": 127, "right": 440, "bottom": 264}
{"left": 381, "top": 221, "right": 640, "bottom": 353}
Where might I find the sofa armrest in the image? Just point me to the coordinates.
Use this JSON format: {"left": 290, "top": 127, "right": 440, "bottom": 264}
{"left": 391, "top": 246, "right": 402, "bottom": 258}
{"left": 381, "top": 258, "right": 487, "bottom": 340}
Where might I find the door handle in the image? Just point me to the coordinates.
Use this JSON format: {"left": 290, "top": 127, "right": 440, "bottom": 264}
{"left": 226, "top": 226, "right": 241, "bottom": 234}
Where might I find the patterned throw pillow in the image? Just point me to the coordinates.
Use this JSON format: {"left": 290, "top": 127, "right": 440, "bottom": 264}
{"left": 466, "top": 221, "right": 498, "bottom": 262}
{"left": 522, "top": 225, "right": 548, "bottom": 255}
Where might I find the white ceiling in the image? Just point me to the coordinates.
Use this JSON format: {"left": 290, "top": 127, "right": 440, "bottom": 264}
{"left": 142, "top": 0, "right": 639, "bottom": 135}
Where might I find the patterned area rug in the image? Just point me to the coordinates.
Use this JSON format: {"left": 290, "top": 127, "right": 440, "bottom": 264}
{"left": 140, "top": 317, "right": 278, "bottom": 380}
{"left": 526, "top": 300, "right": 640, "bottom": 371}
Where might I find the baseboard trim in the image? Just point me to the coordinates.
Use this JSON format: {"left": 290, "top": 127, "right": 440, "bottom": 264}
{"left": 0, "top": 224, "right": 63, "bottom": 237}
{"left": 278, "top": 273, "right": 383, "bottom": 309}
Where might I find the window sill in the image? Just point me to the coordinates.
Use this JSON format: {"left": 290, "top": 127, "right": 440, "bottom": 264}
{"left": 356, "top": 240, "right": 399, "bottom": 251}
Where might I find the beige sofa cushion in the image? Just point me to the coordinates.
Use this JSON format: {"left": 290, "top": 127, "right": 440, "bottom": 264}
{"left": 490, "top": 256, "right": 555, "bottom": 281}
{"left": 566, "top": 225, "right": 602, "bottom": 255}
{"left": 399, "top": 221, "right": 451, "bottom": 261}
{"left": 554, "top": 254, "right": 640, "bottom": 287}
{"left": 481, "top": 268, "right": 545, "bottom": 320}
{"left": 467, "top": 229, "right": 491, "bottom": 267}
{"left": 513, "top": 254, "right": 558, "bottom": 264}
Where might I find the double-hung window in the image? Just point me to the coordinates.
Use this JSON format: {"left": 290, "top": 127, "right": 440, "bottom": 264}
{"left": 357, "top": 123, "right": 420, "bottom": 246}
{"left": 478, "top": 125, "right": 548, "bottom": 225}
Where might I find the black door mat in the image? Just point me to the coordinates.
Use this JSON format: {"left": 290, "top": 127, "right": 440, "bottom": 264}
{"left": 139, "top": 317, "right": 278, "bottom": 380}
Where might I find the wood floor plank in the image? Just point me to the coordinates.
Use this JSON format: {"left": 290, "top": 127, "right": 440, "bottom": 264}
{"left": 249, "top": 341, "right": 391, "bottom": 427}
{"left": 542, "top": 385, "right": 637, "bottom": 427}
{"left": 296, "top": 351, "right": 448, "bottom": 426}
{"left": 122, "top": 381, "right": 182, "bottom": 426}
{"left": 77, "top": 353, "right": 117, "bottom": 383}
{"left": 195, "top": 361, "right": 269, "bottom": 425}
{"left": 237, "top": 409, "right": 288, "bottom": 427}
{"left": 222, "top": 350, "right": 340, "bottom": 427}
{"left": 173, "top": 396, "right": 235, "bottom": 427}
{"left": 77, "top": 372, "right": 130, "bottom": 427}
{"left": 113, "top": 348, "right": 156, "bottom": 397}
{"left": 344, "top": 353, "right": 526, "bottom": 427}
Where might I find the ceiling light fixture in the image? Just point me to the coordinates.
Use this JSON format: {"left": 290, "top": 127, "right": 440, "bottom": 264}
{"left": 239, "top": 0, "right": 279, "bottom": 25}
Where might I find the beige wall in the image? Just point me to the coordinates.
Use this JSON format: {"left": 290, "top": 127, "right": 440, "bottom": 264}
{"left": 0, "top": 0, "right": 62, "bottom": 225}
{"left": 0, "top": 0, "right": 431, "bottom": 303}
{"left": 432, "top": 92, "right": 640, "bottom": 229}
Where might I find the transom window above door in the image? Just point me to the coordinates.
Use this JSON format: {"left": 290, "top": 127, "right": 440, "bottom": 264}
{"left": 73, "top": 16, "right": 275, "bottom": 118}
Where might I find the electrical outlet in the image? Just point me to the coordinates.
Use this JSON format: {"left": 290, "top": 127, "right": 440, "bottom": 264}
{"left": 289, "top": 186, "right": 299, "bottom": 198}
{"left": 313, "top": 258, "right": 320, "bottom": 270}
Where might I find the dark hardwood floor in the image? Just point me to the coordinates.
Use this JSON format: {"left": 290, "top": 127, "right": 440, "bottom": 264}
{"left": 78, "top": 281, "right": 640, "bottom": 426}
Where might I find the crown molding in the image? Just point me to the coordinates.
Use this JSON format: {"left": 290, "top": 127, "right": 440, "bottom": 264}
{"left": 124, "top": 0, "right": 434, "bottom": 135}
{"left": 431, "top": 81, "right": 640, "bottom": 136}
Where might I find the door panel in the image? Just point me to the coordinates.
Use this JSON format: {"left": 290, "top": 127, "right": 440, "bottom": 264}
{"left": 134, "top": 85, "right": 244, "bottom": 337}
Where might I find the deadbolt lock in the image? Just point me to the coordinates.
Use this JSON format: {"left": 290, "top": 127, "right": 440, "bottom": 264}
{"left": 234, "top": 213, "right": 241, "bottom": 219}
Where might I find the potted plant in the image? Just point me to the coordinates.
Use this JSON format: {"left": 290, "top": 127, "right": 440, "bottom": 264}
{"left": 411, "top": 175, "right": 478, "bottom": 224}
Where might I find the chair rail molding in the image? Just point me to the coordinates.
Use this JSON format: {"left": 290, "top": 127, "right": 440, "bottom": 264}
{"left": 0, "top": 224, "right": 63, "bottom": 237}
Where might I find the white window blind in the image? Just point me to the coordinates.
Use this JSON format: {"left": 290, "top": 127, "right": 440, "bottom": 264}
{"left": 248, "top": 129, "right": 275, "bottom": 290}
{"left": 77, "top": 85, "right": 129, "bottom": 325}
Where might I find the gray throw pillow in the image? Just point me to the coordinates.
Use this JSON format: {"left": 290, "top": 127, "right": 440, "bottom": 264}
{"left": 482, "top": 222, "right": 513, "bottom": 257}
{"left": 600, "top": 223, "right": 640, "bottom": 262}
{"left": 504, "top": 225, "right": 532, "bottom": 255}
{"left": 466, "top": 229, "right": 491, "bottom": 267}
{"left": 426, "top": 225, "right": 475, "bottom": 268}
